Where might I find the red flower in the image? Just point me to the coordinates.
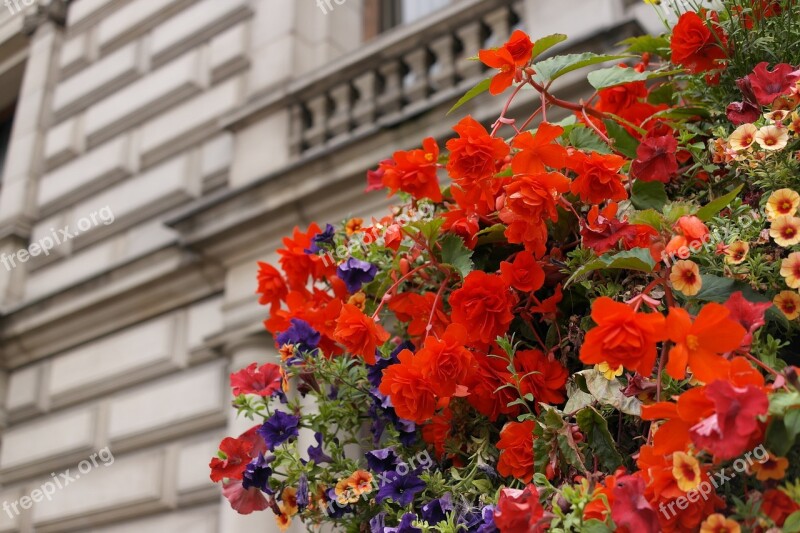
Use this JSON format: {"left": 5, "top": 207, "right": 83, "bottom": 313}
{"left": 333, "top": 304, "right": 390, "bottom": 364}
{"left": 230, "top": 363, "right": 285, "bottom": 397}
{"left": 611, "top": 475, "right": 660, "bottom": 533}
{"left": 416, "top": 323, "right": 474, "bottom": 398}
{"left": 596, "top": 80, "right": 648, "bottom": 116}
{"left": 581, "top": 203, "right": 637, "bottom": 255}
{"left": 441, "top": 209, "right": 480, "bottom": 249}
{"left": 724, "top": 291, "right": 772, "bottom": 347}
{"left": 670, "top": 11, "right": 728, "bottom": 74}
{"left": 500, "top": 251, "right": 545, "bottom": 292}
{"left": 278, "top": 224, "right": 332, "bottom": 290}
{"left": 568, "top": 151, "right": 628, "bottom": 204}
{"left": 665, "top": 304, "right": 746, "bottom": 382}
{"left": 631, "top": 134, "right": 679, "bottom": 183}
{"left": 580, "top": 297, "right": 667, "bottom": 375}
{"left": 515, "top": 349, "right": 568, "bottom": 405}
{"left": 378, "top": 349, "right": 438, "bottom": 423}
{"left": 222, "top": 480, "right": 269, "bottom": 515}
{"left": 493, "top": 485, "right": 546, "bottom": 532}
{"left": 210, "top": 436, "right": 254, "bottom": 482}
{"left": 449, "top": 271, "right": 516, "bottom": 345}
{"left": 479, "top": 30, "right": 533, "bottom": 94}
{"left": 665, "top": 215, "right": 710, "bottom": 255}
{"left": 500, "top": 171, "right": 570, "bottom": 257}
{"left": 511, "top": 122, "right": 568, "bottom": 174}
{"left": 380, "top": 137, "right": 442, "bottom": 202}
{"left": 467, "top": 353, "right": 521, "bottom": 421}
{"left": 388, "top": 291, "right": 449, "bottom": 339}
{"left": 497, "top": 420, "right": 536, "bottom": 482}
{"left": 690, "top": 379, "right": 768, "bottom": 460}
{"left": 422, "top": 409, "right": 453, "bottom": 458}
{"left": 256, "top": 262, "right": 288, "bottom": 308}
{"left": 746, "top": 61, "right": 800, "bottom": 105}
{"left": 761, "top": 489, "right": 800, "bottom": 527}
{"left": 446, "top": 116, "right": 510, "bottom": 188}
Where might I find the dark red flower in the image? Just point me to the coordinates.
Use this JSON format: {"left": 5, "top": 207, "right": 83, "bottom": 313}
{"left": 631, "top": 134, "right": 679, "bottom": 183}
{"left": 670, "top": 11, "right": 728, "bottom": 74}
{"left": 230, "top": 363, "right": 285, "bottom": 397}
{"left": 500, "top": 251, "right": 545, "bottom": 292}
{"left": 761, "top": 489, "right": 800, "bottom": 527}
{"left": 746, "top": 62, "right": 800, "bottom": 106}
{"left": 210, "top": 436, "right": 254, "bottom": 482}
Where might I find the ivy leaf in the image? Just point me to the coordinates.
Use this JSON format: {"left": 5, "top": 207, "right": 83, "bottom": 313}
{"left": 695, "top": 185, "right": 744, "bottom": 221}
{"left": 631, "top": 180, "right": 668, "bottom": 212}
{"left": 448, "top": 78, "right": 491, "bottom": 115}
{"left": 531, "top": 33, "right": 568, "bottom": 60}
{"left": 567, "top": 248, "right": 655, "bottom": 287}
{"left": 582, "top": 520, "right": 615, "bottom": 533}
{"left": 533, "top": 53, "right": 628, "bottom": 83}
{"left": 603, "top": 119, "right": 640, "bottom": 159}
{"left": 784, "top": 511, "right": 800, "bottom": 533}
{"left": 587, "top": 67, "right": 649, "bottom": 90}
{"left": 440, "top": 234, "right": 474, "bottom": 278}
{"left": 577, "top": 407, "right": 624, "bottom": 471}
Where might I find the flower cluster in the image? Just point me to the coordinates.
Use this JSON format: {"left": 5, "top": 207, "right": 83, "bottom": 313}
{"left": 211, "top": 2, "right": 800, "bottom": 532}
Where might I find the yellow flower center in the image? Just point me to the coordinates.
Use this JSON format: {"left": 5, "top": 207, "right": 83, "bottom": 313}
{"left": 686, "top": 334, "right": 700, "bottom": 351}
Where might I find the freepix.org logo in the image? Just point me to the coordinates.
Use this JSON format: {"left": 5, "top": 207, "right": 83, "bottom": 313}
{"left": 4, "top": 0, "right": 35, "bottom": 16}
{"left": 2, "top": 448, "right": 115, "bottom": 518}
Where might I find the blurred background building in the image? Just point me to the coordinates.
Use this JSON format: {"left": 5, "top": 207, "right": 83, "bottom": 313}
{"left": 0, "top": 0, "right": 657, "bottom": 531}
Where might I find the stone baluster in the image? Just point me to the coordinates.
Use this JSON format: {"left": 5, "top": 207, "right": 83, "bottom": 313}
{"left": 351, "top": 70, "right": 378, "bottom": 134}
{"left": 376, "top": 59, "right": 405, "bottom": 123}
{"left": 455, "top": 22, "right": 486, "bottom": 81}
{"left": 429, "top": 33, "right": 458, "bottom": 92}
{"left": 327, "top": 83, "right": 354, "bottom": 142}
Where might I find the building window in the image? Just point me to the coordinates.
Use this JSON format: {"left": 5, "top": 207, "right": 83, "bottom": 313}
{"left": 365, "top": 0, "right": 454, "bottom": 38}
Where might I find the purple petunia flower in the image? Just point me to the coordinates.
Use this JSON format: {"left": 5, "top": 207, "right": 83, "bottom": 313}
{"left": 275, "top": 319, "right": 320, "bottom": 357}
{"left": 366, "top": 447, "right": 399, "bottom": 474}
{"left": 258, "top": 411, "right": 300, "bottom": 451}
{"left": 386, "top": 513, "right": 422, "bottom": 533}
{"left": 241, "top": 453, "right": 274, "bottom": 493}
{"left": 422, "top": 493, "right": 454, "bottom": 525}
{"left": 307, "top": 432, "right": 333, "bottom": 464}
{"left": 375, "top": 471, "right": 426, "bottom": 506}
{"left": 337, "top": 257, "right": 378, "bottom": 293}
{"left": 305, "top": 224, "right": 336, "bottom": 254}
{"left": 296, "top": 474, "right": 309, "bottom": 510}
{"left": 370, "top": 512, "right": 387, "bottom": 533}
{"left": 367, "top": 340, "right": 413, "bottom": 388}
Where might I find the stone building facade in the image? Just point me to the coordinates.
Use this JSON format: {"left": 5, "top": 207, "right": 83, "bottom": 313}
{"left": 0, "top": 0, "right": 657, "bottom": 531}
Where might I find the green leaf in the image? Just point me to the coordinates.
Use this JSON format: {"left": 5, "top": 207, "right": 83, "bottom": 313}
{"left": 695, "top": 185, "right": 744, "bottom": 221}
{"left": 694, "top": 274, "right": 787, "bottom": 326}
{"left": 568, "top": 126, "right": 610, "bottom": 154}
{"left": 652, "top": 106, "right": 711, "bottom": 120}
{"left": 769, "top": 391, "right": 800, "bottom": 416}
{"left": 476, "top": 223, "right": 507, "bottom": 245}
{"left": 619, "top": 35, "right": 671, "bottom": 57}
{"left": 766, "top": 418, "right": 793, "bottom": 456}
{"left": 440, "top": 234, "right": 474, "bottom": 278}
{"left": 648, "top": 83, "right": 676, "bottom": 106}
{"left": 582, "top": 369, "right": 642, "bottom": 416}
{"left": 581, "top": 520, "right": 614, "bottom": 533}
{"left": 629, "top": 209, "right": 665, "bottom": 231}
{"left": 531, "top": 33, "right": 568, "bottom": 60}
{"left": 567, "top": 248, "right": 655, "bottom": 287}
{"left": 447, "top": 78, "right": 491, "bottom": 115}
{"left": 631, "top": 180, "right": 667, "bottom": 212}
{"left": 533, "top": 53, "right": 628, "bottom": 83}
{"left": 587, "top": 66, "right": 649, "bottom": 90}
{"left": 603, "top": 119, "right": 640, "bottom": 159}
{"left": 472, "top": 479, "right": 494, "bottom": 494}
{"left": 577, "top": 407, "right": 624, "bottom": 471}
{"left": 783, "top": 511, "right": 800, "bottom": 533}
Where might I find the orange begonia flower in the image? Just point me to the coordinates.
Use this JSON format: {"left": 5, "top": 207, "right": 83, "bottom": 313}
{"left": 511, "top": 122, "right": 568, "bottom": 174}
{"left": 665, "top": 304, "right": 746, "bottom": 382}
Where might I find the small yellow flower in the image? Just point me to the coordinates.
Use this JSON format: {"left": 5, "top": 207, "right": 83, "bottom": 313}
{"left": 749, "top": 453, "right": 789, "bottom": 481}
{"left": 700, "top": 513, "right": 741, "bottom": 533}
{"left": 672, "top": 451, "right": 702, "bottom": 492}
{"left": 670, "top": 260, "right": 702, "bottom": 296}
{"left": 755, "top": 125, "right": 789, "bottom": 151}
{"left": 275, "top": 509, "right": 292, "bottom": 531}
{"left": 774, "top": 291, "right": 800, "bottom": 320}
{"left": 788, "top": 111, "right": 800, "bottom": 134}
{"left": 769, "top": 215, "right": 800, "bottom": 247}
{"left": 727, "top": 123, "right": 757, "bottom": 151}
{"left": 281, "top": 487, "right": 299, "bottom": 516}
{"left": 766, "top": 188, "right": 800, "bottom": 220}
{"left": 781, "top": 252, "right": 800, "bottom": 289}
{"left": 347, "top": 291, "right": 367, "bottom": 310}
{"left": 725, "top": 241, "right": 749, "bottom": 265}
{"left": 597, "top": 362, "right": 624, "bottom": 380}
